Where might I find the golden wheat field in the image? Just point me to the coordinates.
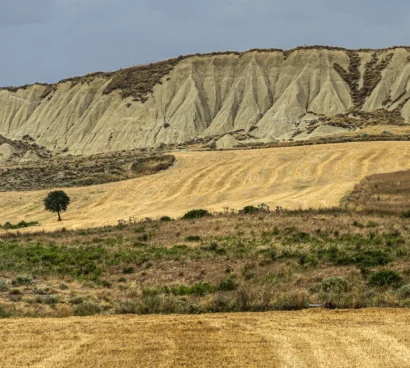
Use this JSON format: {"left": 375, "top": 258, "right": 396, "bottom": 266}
{"left": 1, "top": 141, "right": 410, "bottom": 231}
{"left": 0, "top": 309, "right": 409, "bottom": 367}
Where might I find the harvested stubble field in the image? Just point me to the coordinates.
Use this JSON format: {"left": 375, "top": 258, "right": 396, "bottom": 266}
{"left": 1, "top": 309, "right": 410, "bottom": 367}
{"left": 2, "top": 141, "right": 410, "bottom": 231}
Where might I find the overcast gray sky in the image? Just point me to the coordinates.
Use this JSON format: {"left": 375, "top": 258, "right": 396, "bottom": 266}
{"left": 1, "top": 0, "right": 409, "bottom": 86}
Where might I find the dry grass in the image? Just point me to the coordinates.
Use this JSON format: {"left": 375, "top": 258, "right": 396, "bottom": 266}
{"left": 1, "top": 211, "right": 410, "bottom": 317}
{"left": 2, "top": 142, "right": 410, "bottom": 232}
{"left": 345, "top": 169, "right": 410, "bottom": 215}
{"left": 1, "top": 309, "right": 410, "bottom": 367}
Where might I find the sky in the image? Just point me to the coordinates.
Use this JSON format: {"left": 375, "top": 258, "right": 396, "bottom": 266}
{"left": 0, "top": 0, "right": 409, "bottom": 86}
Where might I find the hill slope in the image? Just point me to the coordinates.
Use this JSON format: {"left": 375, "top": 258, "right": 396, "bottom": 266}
{"left": 1, "top": 141, "right": 410, "bottom": 231}
{"left": 2, "top": 47, "right": 410, "bottom": 155}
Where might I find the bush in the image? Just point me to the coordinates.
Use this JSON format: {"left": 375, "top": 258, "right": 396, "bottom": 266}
{"left": 1, "top": 221, "right": 40, "bottom": 230}
{"left": 241, "top": 205, "right": 260, "bottom": 214}
{"left": 321, "top": 277, "right": 348, "bottom": 293}
{"left": 143, "top": 282, "right": 217, "bottom": 297}
{"left": 0, "top": 279, "right": 8, "bottom": 292}
{"left": 159, "top": 216, "right": 172, "bottom": 222}
{"left": 182, "top": 209, "right": 211, "bottom": 220}
{"left": 122, "top": 266, "right": 135, "bottom": 274}
{"left": 74, "top": 302, "right": 102, "bottom": 316}
{"left": 0, "top": 305, "right": 11, "bottom": 318}
{"left": 12, "top": 276, "right": 32, "bottom": 286}
{"left": 397, "top": 284, "right": 410, "bottom": 299}
{"left": 35, "top": 295, "right": 59, "bottom": 305}
{"left": 354, "top": 250, "right": 391, "bottom": 268}
{"left": 217, "top": 275, "right": 238, "bottom": 291}
{"left": 137, "top": 233, "right": 149, "bottom": 241}
{"left": 114, "top": 300, "right": 138, "bottom": 314}
{"left": 185, "top": 235, "right": 201, "bottom": 242}
{"left": 369, "top": 270, "right": 402, "bottom": 287}
{"left": 319, "top": 277, "right": 349, "bottom": 308}
{"left": 401, "top": 210, "right": 410, "bottom": 218}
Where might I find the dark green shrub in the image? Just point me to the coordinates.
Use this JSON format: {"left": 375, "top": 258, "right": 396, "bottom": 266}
{"left": 218, "top": 276, "right": 238, "bottom": 291}
{"left": 182, "top": 209, "right": 211, "bottom": 219}
{"left": 200, "top": 241, "right": 226, "bottom": 255}
{"left": 321, "top": 277, "right": 348, "bottom": 293}
{"left": 291, "top": 232, "right": 310, "bottom": 243}
{"left": 369, "top": 270, "right": 402, "bottom": 287}
{"left": 114, "top": 300, "right": 138, "bottom": 314}
{"left": 97, "top": 279, "right": 112, "bottom": 288}
{"left": 185, "top": 235, "right": 201, "bottom": 242}
{"left": 326, "top": 247, "right": 355, "bottom": 266}
{"left": 12, "top": 276, "right": 32, "bottom": 286}
{"left": 1, "top": 221, "right": 39, "bottom": 230}
{"left": 159, "top": 216, "right": 172, "bottom": 222}
{"left": 352, "top": 220, "right": 364, "bottom": 228}
{"left": 398, "top": 285, "right": 410, "bottom": 299}
{"left": 137, "top": 233, "right": 149, "bottom": 241}
{"left": 69, "top": 296, "right": 85, "bottom": 305}
{"left": 299, "top": 254, "right": 319, "bottom": 267}
{"left": 35, "top": 295, "right": 59, "bottom": 305}
{"left": 9, "top": 289, "right": 22, "bottom": 295}
{"left": 401, "top": 210, "right": 410, "bottom": 218}
{"left": 354, "top": 250, "right": 391, "bottom": 268}
{"left": 74, "top": 302, "right": 102, "bottom": 316}
{"left": 319, "top": 277, "right": 349, "bottom": 308}
{"left": 241, "top": 205, "right": 259, "bottom": 214}
{"left": 122, "top": 266, "right": 135, "bottom": 274}
{"left": 143, "top": 282, "right": 217, "bottom": 297}
{"left": 0, "top": 279, "right": 8, "bottom": 292}
{"left": 135, "top": 226, "right": 145, "bottom": 233}
{"left": 0, "top": 305, "right": 11, "bottom": 318}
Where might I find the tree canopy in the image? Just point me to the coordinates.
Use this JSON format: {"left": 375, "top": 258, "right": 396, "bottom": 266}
{"left": 43, "top": 190, "right": 70, "bottom": 221}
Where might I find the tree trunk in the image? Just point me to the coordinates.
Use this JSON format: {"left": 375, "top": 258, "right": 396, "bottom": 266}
{"left": 58, "top": 212, "right": 61, "bottom": 221}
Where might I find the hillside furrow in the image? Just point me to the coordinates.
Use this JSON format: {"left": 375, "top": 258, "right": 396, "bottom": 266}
{"left": 1, "top": 141, "right": 410, "bottom": 231}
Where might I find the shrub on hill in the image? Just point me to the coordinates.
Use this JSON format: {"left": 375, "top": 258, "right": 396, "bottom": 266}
{"left": 1, "top": 221, "right": 39, "bottom": 230}
{"left": 182, "top": 209, "right": 211, "bottom": 220}
{"left": 398, "top": 285, "right": 410, "bottom": 299}
{"left": 241, "top": 205, "right": 260, "bottom": 214}
{"left": 369, "top": 270, "right": 402, "bottom": 287}
{"left": 401, "top": 210, "right": 410, "bottom": 218}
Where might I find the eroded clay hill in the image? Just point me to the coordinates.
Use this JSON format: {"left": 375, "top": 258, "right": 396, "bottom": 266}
{"left": 2, "top": 47, "right": 410, "bottom": 155}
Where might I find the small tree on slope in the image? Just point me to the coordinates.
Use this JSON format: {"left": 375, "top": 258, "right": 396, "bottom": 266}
{"left": 43, "top": 190, "right": 70, "bottom": 221}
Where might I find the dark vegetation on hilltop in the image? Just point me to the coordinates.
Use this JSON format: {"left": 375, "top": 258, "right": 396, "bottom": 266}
{"left": 2, "top": 45, "right": 410, "bottom": 103}
{"left": 0, "top": 135, "right": 52, "bottom": 161}
{"left": 0, "top": 151, "right": 175, "bottom": 191}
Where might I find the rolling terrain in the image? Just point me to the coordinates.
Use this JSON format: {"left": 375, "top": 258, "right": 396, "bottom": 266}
{"left": 1, "top": 141, "right": 410, "bottom": 231}
{"left": 1, "top": 310, "right": 410, "bottom": 367}
{"left": 3, "top": 46, "right": 410, "bottom": 368}
{"left": 2, "top": 47, "right": 410, "bottom": 155}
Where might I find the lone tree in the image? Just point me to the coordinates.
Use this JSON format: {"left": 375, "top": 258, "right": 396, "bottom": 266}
{"left": 43, "top": 190, "right": 70, "bottom": 221}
